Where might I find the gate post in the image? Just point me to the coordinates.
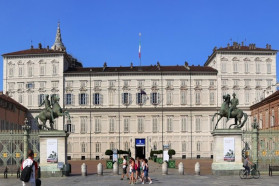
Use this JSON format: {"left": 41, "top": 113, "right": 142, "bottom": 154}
{"left": 251, "top": 118, "right": 259, "bottom": 165}
{"left": 22, "top": 118, "right": 31, "bottom": 159}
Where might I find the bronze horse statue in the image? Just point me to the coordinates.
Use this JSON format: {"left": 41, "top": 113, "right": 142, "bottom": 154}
{"left": 212, "top": 94, "right": 247, "bottom": 129}
{"left": 35, "top": 95, "right": 70, "bottom": 130}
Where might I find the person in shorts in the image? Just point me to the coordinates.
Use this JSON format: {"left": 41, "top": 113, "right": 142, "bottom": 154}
{"left": 135, "top": 157, "right": 141, "bottom": 182}
{"left": 142, "top": 159, "right": 152, "bottom": 184}
{"left": 121, "top": 156, "right": 129, "bottom": 180}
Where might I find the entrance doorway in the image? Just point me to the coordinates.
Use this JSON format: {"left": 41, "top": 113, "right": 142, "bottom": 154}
{"left": 135, "top": 138, "right": 145, "bottom": 159}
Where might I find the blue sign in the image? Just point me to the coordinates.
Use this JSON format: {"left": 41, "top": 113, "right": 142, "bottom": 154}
{"left": 136, "top": 139, "right": 145, "bottom": 147}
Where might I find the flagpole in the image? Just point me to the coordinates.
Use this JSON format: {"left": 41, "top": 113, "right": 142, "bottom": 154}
{"left": 139, "top": 32, "right": 142, "bottom": 67}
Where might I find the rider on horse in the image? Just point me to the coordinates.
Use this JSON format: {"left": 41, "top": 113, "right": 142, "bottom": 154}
{"left": 39, "top": 94, "right": 54, "bottom": 121}
{"left": 227, "top": 93, "right": 239, "bottom": 122}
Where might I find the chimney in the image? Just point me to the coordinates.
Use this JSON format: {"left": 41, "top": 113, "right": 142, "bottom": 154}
{"left": 130, "top": 62, "right": 133, "bottom": 69}
{"left": 241, "top": 41, "right": 244, "bottom": 46}
{"left": 38, "top": 43, "right": 42, "bottom": 49}
{"left": 227, "top": 43, "right": 230, "bottom": 49}
{"left": 249, "top": 44, "right": 252, "bottom": 50}
{"left": 184, "top": 61, "right": 189, "bottom": 67}
{"left": 31, "top": 45, "right": 34, "bottom": 49}
{"left": 213, "top": 46, "right": 217, "bottom": 51}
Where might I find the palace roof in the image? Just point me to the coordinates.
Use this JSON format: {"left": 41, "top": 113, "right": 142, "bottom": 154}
{"left": 2, "top": 48, "right": 65, "bottom": 56}
{"left": 0, "top": 92, "right": 28, "bottom": 112}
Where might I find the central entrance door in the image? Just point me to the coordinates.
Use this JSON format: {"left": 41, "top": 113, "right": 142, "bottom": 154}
{"left": 135, "top": 138, "right": 145, "bottom": 159}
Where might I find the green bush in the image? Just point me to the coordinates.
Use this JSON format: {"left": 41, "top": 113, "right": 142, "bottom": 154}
{"left": 105, "top": 149, "right": 113, "bottom": 156}
{"left": 168, "top": 149, "right": 176, "bottom": 159}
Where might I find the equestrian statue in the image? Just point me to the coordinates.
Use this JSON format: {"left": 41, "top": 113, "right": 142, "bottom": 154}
{"left": 212, "top": 93, "right": 248, "bottom": 129}
{"left": 35, "top": 94, "right": 71, "bottom": 130}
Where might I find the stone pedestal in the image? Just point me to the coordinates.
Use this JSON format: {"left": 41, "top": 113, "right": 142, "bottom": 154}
{"left": 211, "top": 129, "right": 243, "bottom": 175}
{"left": 39, "top": 130, "right": 69, "bottom": 177}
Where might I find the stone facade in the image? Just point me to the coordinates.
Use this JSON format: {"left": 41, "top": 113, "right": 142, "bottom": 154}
{"left": 2, "top": 27, "right": 277, "bottom": 159}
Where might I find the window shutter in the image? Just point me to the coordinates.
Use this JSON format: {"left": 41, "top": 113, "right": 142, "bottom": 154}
{"left": 129, "top": 93, "right": 132, "bottom": 105}
{"left": 158, "top": 93, "right": 161, "bottom": 104}
{"left": 85, "top": 94, "right": 88, "bottom": 105}
{"left": 38, "top": 95, "right": 41, "bottom": 106}
{"left": 150, "top": 93, "right": 153, "bottom": 104}
{"left": 143, "top": 94, "right": 146, "bottom": 104}
{"left": 72, "top": 94, "right": 75, "bottom": 105}
{"left": 64, "top": 95, "right": 66, "bottom": 105}
{"left": 121, "top": 93, "right": 124, "bottom": 104}
{"left": 136, "top": 93, "right": 139, "bottom": 104}
{"left": 79, "top": 94, "right": 81, "bottom": 105}
{"left": 92, "top": 93, "right": 95, "bottom": 105}
{"left": 100, "top": 94, "right": 103, "bottom": 105}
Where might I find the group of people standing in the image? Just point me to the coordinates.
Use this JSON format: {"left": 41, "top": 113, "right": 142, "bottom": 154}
{"left": 121, "top": 156, "right": 152, "bottom": 185}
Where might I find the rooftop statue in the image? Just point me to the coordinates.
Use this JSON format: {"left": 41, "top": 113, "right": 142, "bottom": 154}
{"left": 35, "top": 94, "right": 70, "bottom": 130}
{"left": 212, "top": 93, "right": 248, "bottom": 129}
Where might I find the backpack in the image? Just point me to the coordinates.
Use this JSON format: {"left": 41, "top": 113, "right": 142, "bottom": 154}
{"left": 20, "top": 161, "right": 34, "bottom": 182}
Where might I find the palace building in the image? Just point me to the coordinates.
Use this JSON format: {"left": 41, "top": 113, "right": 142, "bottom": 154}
{"left": 2, "top": 24, "right": 277, "bottom": 160}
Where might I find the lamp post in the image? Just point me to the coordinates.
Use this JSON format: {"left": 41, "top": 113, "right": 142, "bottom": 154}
{"left": 22, "top": 118, "right": 31, "bottom": 159}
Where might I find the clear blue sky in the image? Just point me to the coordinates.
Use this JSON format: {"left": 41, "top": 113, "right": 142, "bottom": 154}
{"left": 0, "top": 0, "right": 279, "bottom": 90}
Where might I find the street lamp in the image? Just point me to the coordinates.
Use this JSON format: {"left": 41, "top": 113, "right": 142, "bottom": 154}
{"left": 22, "top": 118, "right": 31, "bottom": 159}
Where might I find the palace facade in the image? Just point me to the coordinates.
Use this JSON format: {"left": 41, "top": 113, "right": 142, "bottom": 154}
{"left": 2, "top": 25, "right": 277, "bottom": 159}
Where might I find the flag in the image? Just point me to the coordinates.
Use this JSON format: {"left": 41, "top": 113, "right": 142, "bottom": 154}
{"left": 139, "top": 32, "right": 141, "bottom": 59}
{"left": 139, "top": 40, "right": 141, "bottom": 59}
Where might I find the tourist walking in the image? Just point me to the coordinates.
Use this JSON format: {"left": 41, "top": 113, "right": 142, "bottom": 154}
{"left": 129, "top": 158, "right": 136, "bottom": 185}
{"left": 141, "top": 159, "right": 152, "bottom": 184}
{"left": 135, "top": 157, "right": 141, "bottom": 182}
{"left": 21, "top": 150, "right": 38, "bottom": 186}
{"left": 120, "top": 156, "right": 129, "bottom": 180}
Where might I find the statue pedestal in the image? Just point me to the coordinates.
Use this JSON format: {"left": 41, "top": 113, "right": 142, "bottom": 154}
{"left": 39, "top": 130, "right": 69, "bottom": 177}
{"left": 211, "top": 129, "right": 243, "bottom": 175}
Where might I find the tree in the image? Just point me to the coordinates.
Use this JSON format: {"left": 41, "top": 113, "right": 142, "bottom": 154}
{"left": 105, "top": 149, "right": 113, "bottom": 156}
{"left": 168, "top": 149, "right": 176, "bottom": 159}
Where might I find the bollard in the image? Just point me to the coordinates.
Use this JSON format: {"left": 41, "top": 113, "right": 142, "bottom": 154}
{"left": 113, "top": 162, "right": 119, "bottom": 175}
{"left": 178, "top": 162, "right": 184, "bottom": 175}
{"left": 194, "top": 162, "right": 200, "bottom": 175}
{"left": 97, "top": 163, "right": 103, "bottom": 176}
{"left": 81, "top": 163, "right": 87, "bottom": 176}
{"left": 162, "top": 161, "right": 168, "bottom": 175}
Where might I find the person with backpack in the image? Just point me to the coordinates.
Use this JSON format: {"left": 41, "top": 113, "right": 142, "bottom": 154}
{"left": 21, "top": 149, "right": 38, "bottom": 186}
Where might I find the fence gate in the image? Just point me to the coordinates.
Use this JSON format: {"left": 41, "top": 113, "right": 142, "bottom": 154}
{"left": 243, "top": 127, "right": 279, "bottom": 171}
{"left": 0, "top": 130, "right": 40, "bottom": 173}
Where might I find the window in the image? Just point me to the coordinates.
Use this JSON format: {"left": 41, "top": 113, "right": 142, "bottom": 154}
{"left": 150, "top": 92, "right": 160, "bottom": 105}
{"left": 267, "top": 63, "right": 271, "bottom": 74}
{"left": 94, "top": 80, "right": 101, "bottom": 87}
{"left": 166, "top": 91, "right": 172, "bottom": 105}
{"left": 52, "top": 81, "right": 59, "bottom": 88}
{"left": 152, "top": 80, "right": 158, "bottom": 87}
{"left": 28, "top": 94, "right": 32, "bottom": 106}
{"left": 18, "top": 82, "right": 24, "bottom": 89}
{"left": 197, "top": 142, "right": 201, "bottom": 152}
{"left": 195, "top": 92, "right": 200, "bottom": 105}
{"left": 210, "top": 92, "right": 215, "bottom": 104}
{"left": 52, "top": 64, "right": 58, "bottom": 75}
{"left": 182, "top": 141, "right": 186, "bottom": 152}
{"left": 93, "top": 93, "right": 102, "bottom": 105}
{"left": 66, "top": 81, "right": 73, "bottom": 88}
{"left": 209, "top": 80, "right": 214, "bottom": 86}
{"left": 256, "top": 63, "right": 260, "bottom": 74}
{"left": 233, "top": 62, "right": 238, "bottom": 73}
{"left": 167, "top": 117, "right": 173, "bottom": 132}
{"left": 80, "top": 81, "right": 87, "bottom": 88}
{"left": 181, "top": 80, "right": 186, "bottom": 87}
{"left": 109, "top": 117, "right": 115, "bottom": 132}
{"left": 18, "top": 65, "right": 23, "bottom": 76}
{"left": 28, "top": 64, "right": 33, "bottom": 77}
{"left": 245, "top": 91, "right": 250, "bottom": 104}
{"left": 138, "top": 117, "right": 144, "bottom": 133}
{"left": 244, "top": 80, "right": 250, "bottom": 87}
{"left": 79, "top": 93, "right": 88, "bottom": 105}
{"left": 18, "top": 95, "right": 23, "bottom": 103}
{"left": 81, "top": 143, "right": 86, "bottom": 153}
{"left": 267, "top": 80, "right": 272, "bottom": 87}
{"left": 80, "top": 117, "right": 87, "bottom": 133}
{"left": 152, "top": 117, "right": 158, "bottom": 133}
{"left": 95, "top": 117, "right": 101, "bottom": 133}
{"left": 256, "top": 80, "right": 261, "bottom": 87}
{"left": 244, "top": 62, "right": 249, "bottom": 73}
{"left": 196, "top": 116, "right": 201, "bottom": 132}
{"left": 221, "top": 63, "right": 226, "bottom": 73}
{"left": 122, "top": 93, "right": 131, "bottom": 105}
{"left": 109, "top": 80, "right": 115, "bottom": 87}
{"left": 265, "top": 110, "right": 269, "bottom": 127}
{"left": 138, "top": 80, "right": 144, "bottom": 87}
{"left": 9, "top": 66, "right": 14, "bottom": 77}
{"left": 181, "top": 116, "right": 187, "bottom": 132}
{"left": 271, "top": 110, "right": 275, "bottom": 127}
{"left": 109, "top": 91, "right": 114, "bottom": 105}
{"left": 221, "top": 79, "right": 227, "bottom": 86}
{"left": 123, "top": 80, "right": 129, "bottom": 87}
{"left": 166, "top": 80, "right": 173, "bottom": 87}
{"left": 195, "top": 80, "right": 201, "bottom": 86}
{"left": 110, "top": 142, "right": 115, "bottom": 150}
{"left": 39, "top": 82, "right": 46, "bottom": 89}
{"left": 124, "top": 142, "right": 129, "bottom": 151}
{"left": 40, "top": 65, "right": 45, "bottom": 76}
{"left": 181, "top": 91, "right": 186, "bottom": 105}
{"left": 136, "top": 92, "right": 146, "bottom": 105}
{"left": 26, "top": 82, "right": 34, "bottom": 89}
{"left": 65, "top": 94, "right": 74, "bottom": 105}
{"left": 38, "top": 94, "right": 45, "bottom": 106}
{"left": 8, "top": 83, "right": 15, "bottom": 90}
{"left": 96, "top": 143, "right": 101, "bottom": 153}
{"left": 124, "top": 117, "right": 129, "bottom": 132}
{"left": 233, "top": 80, "right": 239, "bottom": 86}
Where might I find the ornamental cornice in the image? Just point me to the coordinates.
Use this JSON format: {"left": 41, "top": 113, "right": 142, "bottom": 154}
{"left": 151, "top": 86, "right": 159, "bottom": 91}
{"left": 65, "top": 87, "right": 73, "bottom": 92}
{"left": 4, "top": 54, "right": 63, "bottom": 59}
{"left": 165, "top": 86, "right": 174, "bottom": 90}
{"left": 255, "top": 86, "right": 262, "bottom": 90}
{"left": 38, "top": 88, "right": 46, "bottom": 92}
{"left": 26, "top": 89, "right": 34, "bottom": 93}
{"left": 94, "top": 87, "right": 102, "bottom": 92}
{"left": 51, "top": 88, "right": 59, "bottom": 93}
{"left": 180, "top": 86, "right": 188, "bottom": 90}
{"left": 79, "top": 87, "right": 87, "bottom": 91}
